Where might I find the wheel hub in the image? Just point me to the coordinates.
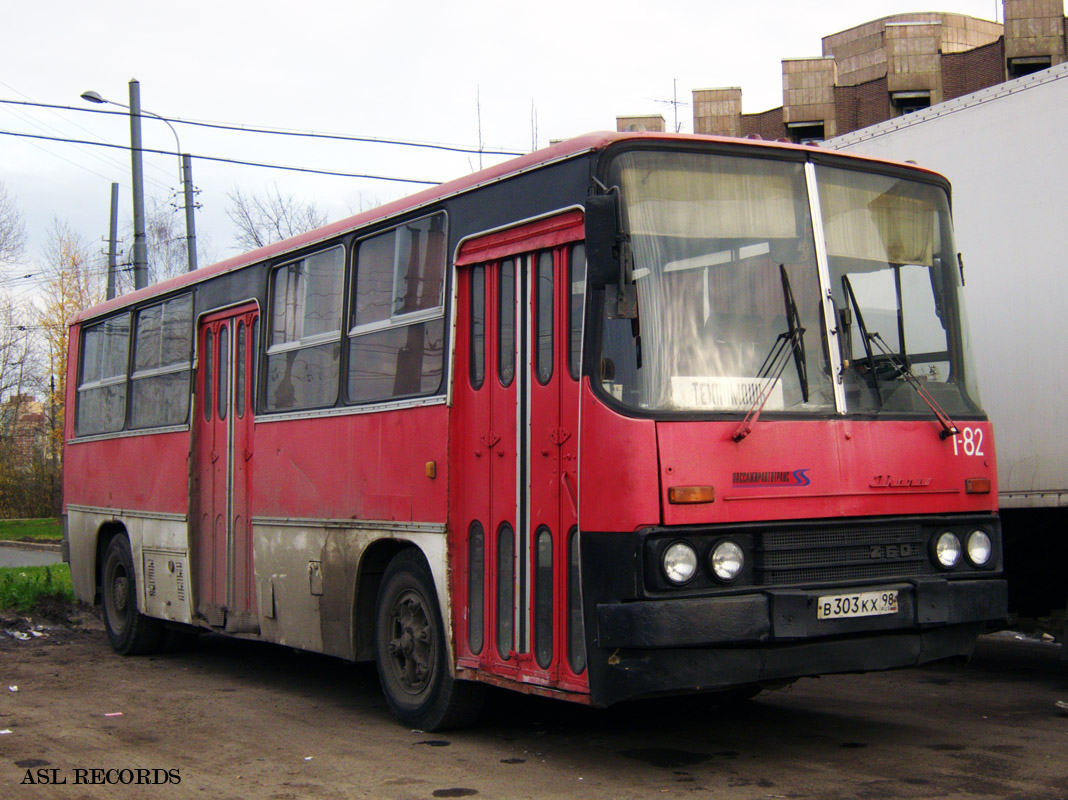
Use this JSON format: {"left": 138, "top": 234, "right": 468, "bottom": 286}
{"left": 388, "top": 592, "right": 433, "bottom": 694}
{"left": 112, "top": 575, "right": 129, "bottom": 613}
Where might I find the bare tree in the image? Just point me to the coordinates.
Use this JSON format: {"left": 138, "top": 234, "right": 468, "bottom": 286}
{"left": 37, "top": 217, "right": 103, "bottom": 459}
{"left": 226, "top": 185, "right": 328, "bottom": 251}
{"left": 0, "top": 181, "right": 26, "bottom": 271}
{"left": 0, "top": 295, "right": 40, "bottom": 404}
{"left": 347, "top": 192, "right": 388, "bottom": 216}
{"left": 105, "top": 195, "right": 217, "bottom": 295}
{"left": 145, "top": 196, "right": 192, "bottom": 285}
{"left": 0, "top": 217, "right": 103, "bottom": 516}
{"left": 0, "top": 293, "right": 48, "bottom": 515}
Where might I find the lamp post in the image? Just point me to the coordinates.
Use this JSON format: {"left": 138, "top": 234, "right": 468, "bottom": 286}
{"left": 81, "top": 80, "right": 199, "bottom": 286}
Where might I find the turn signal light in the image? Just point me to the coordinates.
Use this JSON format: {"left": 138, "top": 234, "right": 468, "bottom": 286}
{"left": 668, "top": 485, "right": 715, "bottom": 504}
{"left": 965, "top": 478, "right": 991, "bottom": 494}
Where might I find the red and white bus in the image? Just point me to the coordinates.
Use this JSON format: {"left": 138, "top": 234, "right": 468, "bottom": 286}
{"left": 64, "top": 132, "right": 1006, "bottom": 730}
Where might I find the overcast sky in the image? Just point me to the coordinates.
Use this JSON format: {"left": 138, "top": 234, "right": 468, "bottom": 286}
{"left": 2, "top": 0, "right": 1010, "bottom": 288}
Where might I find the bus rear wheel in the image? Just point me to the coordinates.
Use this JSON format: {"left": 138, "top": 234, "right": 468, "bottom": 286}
{"left": 101, "top": 534, "right": 164, "bottom": 655}
{"left": 374, "top": 549, "right": 484, "bottom": 730}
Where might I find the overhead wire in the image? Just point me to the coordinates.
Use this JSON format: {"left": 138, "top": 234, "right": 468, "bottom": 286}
{"left": 0, "top": 129, "right": 442, "bottom": 185}
{"left": 0, "top": 89, "right": 518, "bottom": 320}
{"left": 0, "top": 86, "right": 170, "bottom": 192}
{"left": 0, "top": 107, "right": 134, "bottom": 189}
{"left": 0, "top": 99, "right": 528, "bottom": 157}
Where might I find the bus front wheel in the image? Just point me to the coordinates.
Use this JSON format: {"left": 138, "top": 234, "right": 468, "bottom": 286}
{"left": 101, "top": 534, "right": 164, "bottom": 655}
{"left": 374, "top": 548, "right": 484, "bottom": 730}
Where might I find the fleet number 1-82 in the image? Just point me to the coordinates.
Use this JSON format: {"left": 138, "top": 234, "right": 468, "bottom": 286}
{"left": 952, "top": 427, "right": 984, "bottom": 457}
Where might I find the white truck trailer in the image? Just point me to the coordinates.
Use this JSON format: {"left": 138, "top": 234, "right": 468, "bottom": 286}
{"left": 829, "top": 62, "right": 1068, "bottom": 641}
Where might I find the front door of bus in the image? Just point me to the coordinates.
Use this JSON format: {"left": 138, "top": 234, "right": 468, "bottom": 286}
{"left": 194, "top": 305, "right": 258, "bottom": 633}
{"left": 452, "top": 215, "right": 588, "bottom": 694}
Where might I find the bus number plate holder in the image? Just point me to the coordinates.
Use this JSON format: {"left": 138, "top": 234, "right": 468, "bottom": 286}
{"left": 817, "top": 590, "right": 898, "bottom": 620}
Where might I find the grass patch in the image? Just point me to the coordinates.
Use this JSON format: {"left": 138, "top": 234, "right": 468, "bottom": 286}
{"left": 0, "top": 564, "right": 75, "bottom": 613}
{"left": 0, "top": 518, "right": 62, "bottom": 543}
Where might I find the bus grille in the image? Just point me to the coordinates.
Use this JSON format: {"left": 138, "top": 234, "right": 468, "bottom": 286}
{"left": 755, "top": 522, "right": 927, "bottom": 586}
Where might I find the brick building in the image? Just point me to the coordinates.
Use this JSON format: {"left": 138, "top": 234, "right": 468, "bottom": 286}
{"left": 615, "top": 114, "right": 667, "bottom": 133}
{"left": 621, "top": 1, "right": 1066, "bottom": 142}
{"left": 0, "top": 394, "right": 50, "bottom": 469}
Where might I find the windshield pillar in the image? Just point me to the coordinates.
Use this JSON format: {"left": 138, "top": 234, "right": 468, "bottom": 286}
{"left": 804, "top": 162, "right": 847, "bottom": 415}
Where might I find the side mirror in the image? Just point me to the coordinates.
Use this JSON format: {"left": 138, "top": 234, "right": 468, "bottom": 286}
{"left": 585, "top": 194, "right": 619, "bottom": 289}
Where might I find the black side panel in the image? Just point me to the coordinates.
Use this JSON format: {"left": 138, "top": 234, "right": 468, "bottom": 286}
{"left": 579, "top": 530, "right": 641, "bottom": 705}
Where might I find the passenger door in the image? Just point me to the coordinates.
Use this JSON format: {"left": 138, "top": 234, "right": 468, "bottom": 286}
{"left": 194, "top": 305, "right": 259, "bottom": 632}
{"left": 451, "top": 211, "right": 588, "bottom": 694}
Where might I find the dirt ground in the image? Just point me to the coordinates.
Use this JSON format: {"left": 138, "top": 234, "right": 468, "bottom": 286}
{"left": 1, "top": 606, "right": 1067, "bottom": 800}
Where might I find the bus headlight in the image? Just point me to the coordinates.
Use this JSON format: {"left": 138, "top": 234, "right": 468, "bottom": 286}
{"left": 934, "top": 532, "right": 962, "bottom": 569}
{"left": 662, "top": 541, "right": 698, "bottom": 585}
{"left": 710, "top": 540, "right": 745, "bottom": 582}
{"left": 966, "top": 530, "right": 992, "bottom": 567}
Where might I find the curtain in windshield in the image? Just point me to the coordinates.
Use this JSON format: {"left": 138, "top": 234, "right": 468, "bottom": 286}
{"left": 604, "top": 151, "right": 834, "bottom": 414}
{"left": 816, "top": 166, "right": 982, "bottom": 415}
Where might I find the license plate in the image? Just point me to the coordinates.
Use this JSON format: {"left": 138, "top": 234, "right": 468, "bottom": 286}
{"left": 817, "top": 590, "right": 899, "bottom": 620}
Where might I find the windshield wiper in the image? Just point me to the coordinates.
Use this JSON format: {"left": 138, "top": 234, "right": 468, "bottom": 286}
{"left": 841, "top": 275, "right": 882, "bottom": 405}
{"left": 866, "top": 332, "right": 961, "bottom": 440}
{"left": 842, "top": 275, "right": 959, "bottom": 440}
{"left": 779, "top": 264, "right": 809, "bottom": 403}
{"left": 732, "top": 265, "right": 807, "bottom": 442}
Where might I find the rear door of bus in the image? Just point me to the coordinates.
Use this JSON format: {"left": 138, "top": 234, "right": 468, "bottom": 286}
{"left": 194, "top": 305, "right": 259, "bottom": 633}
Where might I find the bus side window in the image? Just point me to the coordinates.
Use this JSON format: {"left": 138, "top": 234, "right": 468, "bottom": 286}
{"left": 536, "top": 251, "right": 553, "bottom": 385}
{"left": 236, "top": 320, "right": 246, "bottom": 418}
{"left": 251, "top": 317, "right": 259, "bottom": 414}
{"left": 348, "top": 212, "right": 448, "bottom": 404}
{"left": 468, "top": 521, "right": 485, "bottom": 655}
{"left": 265, "top": 246, "right": 344, "bottom": 412}
{"left": 497, "top": 523, "right": 515, "bottom": 660}
{"left": 76, "top": 314, "right": 131, "bottom": 436}
{"left": 130, "top": 293, "right": 193, "bottom": 429}
{"left": 470, "top": 266, "right": 485, "bottom": 389}
{"left": 569, "top": 243, "right": 586, "bottom": 380}
{"left": 218, "top": 324, "right": 229, "bottom": 420}
{"left": 567, "top": 526, "right": 586, "bottom": 675}
{"left": 499, "top": 259, "right": 515, "bottom": 386}
{"left": 204, "top": 328, "right": 213, "bottom": 422}
{"left": 534, "top": 526, "right": 553, "bottom": 669}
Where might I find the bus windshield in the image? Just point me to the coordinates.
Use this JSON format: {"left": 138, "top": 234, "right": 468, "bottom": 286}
{"left": 602, "top": 150, "right": 834, "bottom": 413}
{"left": 816, "top": 165, "right": 982, "bottom": 416}
{"left": 600, "top": 149, "right": 981, "bottom": 417}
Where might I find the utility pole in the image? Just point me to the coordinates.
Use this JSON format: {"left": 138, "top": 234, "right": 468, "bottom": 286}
{"left": 182, "top": 153, "right": 198, "bottom": 271}
{"left": 128, "top": 79, "right": 148, "bottom": 290}
{"left": 82, "top": 84, "right": 198, "bottom": 279}
{"left": 107, "top": 183, "right": 119, "bottom": 300}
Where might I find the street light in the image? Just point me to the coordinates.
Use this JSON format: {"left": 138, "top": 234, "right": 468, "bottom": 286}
{"left": 81, "top": 80, "right": 199, "bottom": 285}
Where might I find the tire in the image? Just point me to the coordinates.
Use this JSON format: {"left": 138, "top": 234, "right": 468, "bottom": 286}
{"left": 374, "top": 548, "right": 485, "bottom": 730}
{"left": 101, "top": 535, "right": 165, "bottom": 655}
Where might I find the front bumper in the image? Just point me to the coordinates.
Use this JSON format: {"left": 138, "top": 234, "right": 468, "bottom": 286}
{"left": 596, "top": 578, "right": 1007, "bottom": 648}
{"left": 586, "top": 578, "right": 1006, "bottom": 707}
{"left": 580, "top": 518, "right": 1008, "bottom": 707}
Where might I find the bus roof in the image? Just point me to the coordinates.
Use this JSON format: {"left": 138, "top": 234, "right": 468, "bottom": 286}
{"left": 71, "top": 130, "right": 941, "bottom": 326}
